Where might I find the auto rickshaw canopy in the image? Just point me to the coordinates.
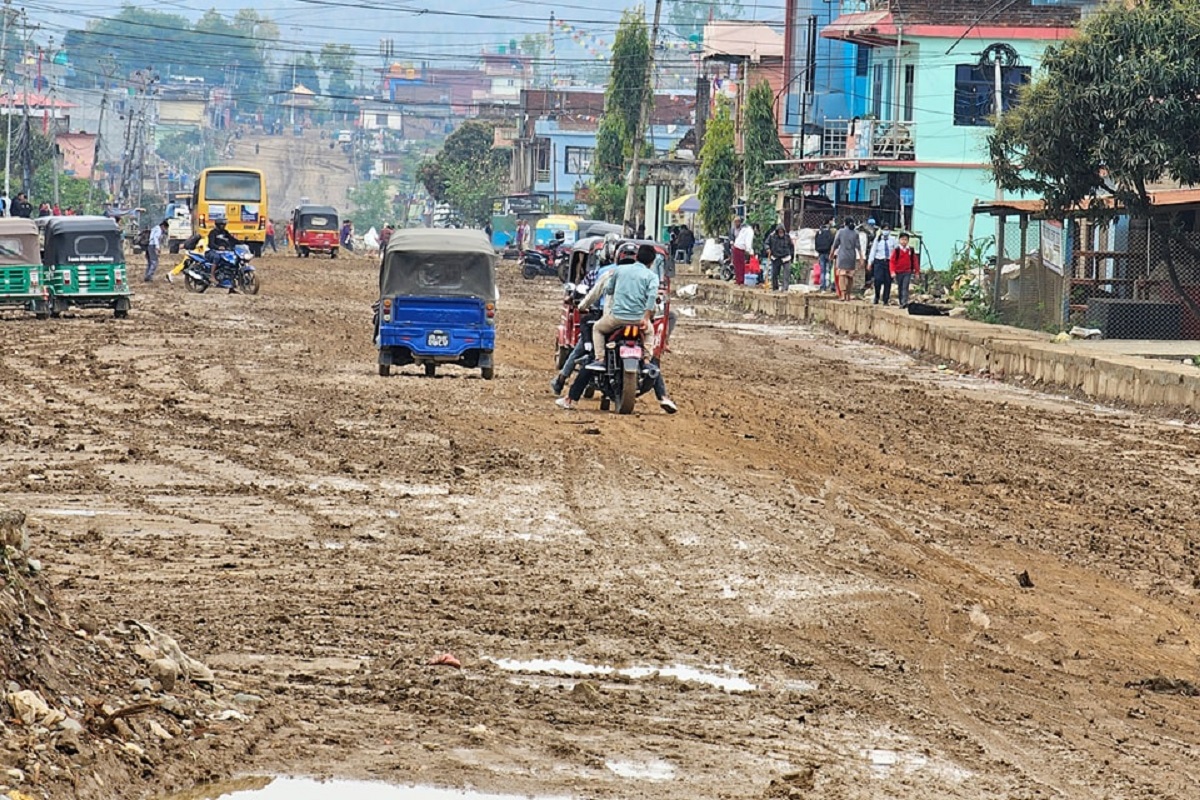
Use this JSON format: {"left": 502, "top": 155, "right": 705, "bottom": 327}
{"left": 380, "top": 229, "right": 497, "bottom": 301}
{"left": 294, "top": 204, "right": 339, "bottom": 231}
{"left": 0, "top": 217, "right": 41, "bottom": 265}
{"left": 41, "top": 216, "right": 124, "bottom": 267}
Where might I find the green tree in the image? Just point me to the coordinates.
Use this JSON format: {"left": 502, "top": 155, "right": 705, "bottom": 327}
{"left": 63, "top": 6, "right": 194, "bottom": 88}
{"left": 989, "top": 0, "right": 1200, "bottom": 311}
{"left": 743, "top": 80, "right": 786, "bottom": 231}
{"left": 417, "top": 121, "right": 510, "bottom": 226}
{"left": 349, "top": 178, "right": 396, "bottom": 234}
{"left": 320, "top": 43, "right": 357, "bottom": 120}
{"left": 668, "top": 0, "right": 744, "bottom": 42}
{"left": 698, "top": 100, "right": 737, "bottom": 237}
{"left": 590, "top": 10, "right": 650, "bottom": 221}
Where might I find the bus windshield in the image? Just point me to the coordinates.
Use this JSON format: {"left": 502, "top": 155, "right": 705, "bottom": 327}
{"left": 205, "top": 172, "right": 262, "bottom": 202}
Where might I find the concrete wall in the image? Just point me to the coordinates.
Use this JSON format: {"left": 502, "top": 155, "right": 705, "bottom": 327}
{"left": 695, "top": 283, "right": 1200, "bottom": 414}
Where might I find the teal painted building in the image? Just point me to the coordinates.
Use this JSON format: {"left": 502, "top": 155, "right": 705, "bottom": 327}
{"left": 819, "top": 0, "right": 1100, "bottom": 271}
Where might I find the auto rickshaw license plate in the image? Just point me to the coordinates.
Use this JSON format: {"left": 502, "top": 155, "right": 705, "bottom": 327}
{"left": 427, "top": 332, "right": 450, "bottom": 347}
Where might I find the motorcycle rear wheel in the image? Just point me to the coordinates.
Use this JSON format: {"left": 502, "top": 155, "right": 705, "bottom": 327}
{"left": 184, "top": 273, "right": 205, "bottom": 293}
{"left": 522, "top": 263, "right": 537, "bottom": 279}
{"left": 618, "top": 367, "right": 637, "bottom": 414}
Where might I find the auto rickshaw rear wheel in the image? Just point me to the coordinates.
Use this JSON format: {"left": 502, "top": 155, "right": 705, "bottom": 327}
{"left": 424, "top": 363, "right": 436, "bottom": 377}
{"left": 378, "top": 363, "right": 391, "bottom": 377}
{"left": 481, "top": 367, "right": 495, "bottom": 380}
{"left": 114, "top": 308, "right": 129, "bottom": 319}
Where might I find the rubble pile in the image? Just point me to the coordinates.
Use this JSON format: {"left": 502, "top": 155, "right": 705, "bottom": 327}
{"left": 0, "top": 505, "right": 259, "bottom": 798}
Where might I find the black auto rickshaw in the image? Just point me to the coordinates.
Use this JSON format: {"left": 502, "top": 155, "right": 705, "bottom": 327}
{"left": 375, "top": 229, "right": 498, "bottom": 379}
{"left": 41, "top": 216, "right": 132, "bottom": 318}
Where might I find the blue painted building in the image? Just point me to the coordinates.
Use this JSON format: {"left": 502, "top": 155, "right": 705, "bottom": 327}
{"left": 783, "top": 0, "right": 868, "bottom": 138}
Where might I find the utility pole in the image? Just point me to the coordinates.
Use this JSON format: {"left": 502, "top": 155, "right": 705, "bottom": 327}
{"left": 87, "top": 55, "right": 116, "bottom": 210}
{"left": 623, "top": 0, "right": 663, "bottom": 229}
{"left": 19, "top": 10, "right": 33, "bottom": 195}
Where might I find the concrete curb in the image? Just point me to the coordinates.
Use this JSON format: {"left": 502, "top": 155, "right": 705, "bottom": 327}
{"left": 693, "top": 282, "right": 1200, "bottom": 414}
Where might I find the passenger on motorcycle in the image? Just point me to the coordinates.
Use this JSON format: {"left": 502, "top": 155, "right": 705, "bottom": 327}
{"left": 550, "top": 243, "right": 636, "bottom": 395}
{"left": 586, "top": 244, "right": 659, "bottom": 371}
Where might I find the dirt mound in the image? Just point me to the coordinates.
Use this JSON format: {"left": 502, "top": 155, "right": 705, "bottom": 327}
{"left": 0, "top": 505, "right": 267, "bottom": 798}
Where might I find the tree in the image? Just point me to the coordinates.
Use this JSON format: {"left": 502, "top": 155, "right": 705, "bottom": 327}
{"left": 668, "top": 0, "right": 744, "bottom": 42}
{"left": 320, "top": 43, "right": 357, "bottom": 119}
{"left": 287, "top": 52, "right": 322, "bottom": 94}
{"left": 698, "top": 100, "right": 737, "bottom": 237}
{"left": 742, "top": 80, "right": 786, "bottom": 231}
{"left": 989, "top": 0, "right": 1200, "bottom": 313}
{"left": 349, "top": 178, "right": 396, "bottom": 234}
{"left": 64, "top": 7, "right": 194, "bottom": 88}
{"left": 417, "top": 121, "right": 510, "bottom": 226}
{"left": 590, "top": 10, "right": 650, "bottom": 221}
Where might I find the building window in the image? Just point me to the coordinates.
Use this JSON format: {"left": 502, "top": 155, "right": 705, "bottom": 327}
{"left": 953, "top": 64, "right": 1031, "bottom": 126}
{"left": 903, "top": 64, "right": 915, "bottom": 121}
{"left": 375, "top": 113, "right": 388, "bottom": 126}
{"left": 855, "top": 45, "right": 869, "bottom": 78}
{"left": 564, "top": 146, "right": 595, "bottom": 175}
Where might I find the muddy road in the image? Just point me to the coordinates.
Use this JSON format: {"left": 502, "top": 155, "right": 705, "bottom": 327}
{"left": 3, "top": 253, "right": 1200, "bottom": 799}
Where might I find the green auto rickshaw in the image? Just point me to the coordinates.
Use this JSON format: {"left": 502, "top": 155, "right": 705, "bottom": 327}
{"left": 0, "top": 217, "right": 51, "bottom": 318}
{"left": 41, "top": 216, "right": 132, "bottom": 318}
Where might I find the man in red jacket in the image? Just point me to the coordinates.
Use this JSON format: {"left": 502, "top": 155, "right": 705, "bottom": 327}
{"left": 889, "top": 232, "right": 919, "bottom": 308}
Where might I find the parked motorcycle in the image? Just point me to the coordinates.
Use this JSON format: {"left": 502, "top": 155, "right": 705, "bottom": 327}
{"left": 182, "top": 244, "right": 260, "bottom": 295}
{"left": 522, "top": 245, "right": 569, "bottom": 281}
{"left": 700, "top": 236, "right": 734, "bottom": 281}
{"left": 586, "top": 323, "right": 658, "bottom": 415}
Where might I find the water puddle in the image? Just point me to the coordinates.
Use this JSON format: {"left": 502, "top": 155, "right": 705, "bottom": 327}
{"left": 604, "top": 758, "right": 676, "bottom": 781}
{"left": 861, "top": 749, "right": 972, "bottom": 783}
{"left": 162, "top": 777, "right": 573, "bottom": 800}
{"left": 486, "top": 657, "right": 755, "bottom": 693}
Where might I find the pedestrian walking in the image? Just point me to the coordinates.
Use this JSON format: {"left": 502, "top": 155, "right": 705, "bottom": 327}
{"left": 889, "top": 232, "right": 919, "bottom": 307}
{"left": 765, "top": 224, "right": 795, "bottom": 292}
{"left": 144, "top": 220, "right": 168, "bottom": 282}
{"left": 831, "top": 218, "right": 861, "bottom": 301}
{"left": 265, "top": 218, "right": 277, "bottom": 252}
{"left": 814, "top": 219, "right": 835, "bottom": 291}
{"left": 868, "top": 223, "right": 895, "bottom": 305}
{"left": 731, "top": 216, "right": 753, "bottom": 285}
{"left": 676, "top": 224, "right": 695, "bottom": 263}
{"left": 340, "top": 219, "right": 355, "bottom": 253}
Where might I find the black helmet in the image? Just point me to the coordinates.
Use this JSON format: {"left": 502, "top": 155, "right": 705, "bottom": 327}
{"left": 554, "top": 230, "right": 565, "bottom": 240}
{"left": 214, "top": 218, "right": 227, "bottom": 227}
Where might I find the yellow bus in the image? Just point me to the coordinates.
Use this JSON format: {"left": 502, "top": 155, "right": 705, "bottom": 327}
{"left": 191, "top": 167, "right": 268, "bottom": 255}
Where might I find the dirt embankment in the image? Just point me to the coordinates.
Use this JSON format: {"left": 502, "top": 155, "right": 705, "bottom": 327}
{"left": 1, "top": 256, "right": 1200, "bottom": 799}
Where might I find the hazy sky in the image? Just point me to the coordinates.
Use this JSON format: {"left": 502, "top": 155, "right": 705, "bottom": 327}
{"left": 31, "top": 0, "right": 784, "bottom": 70}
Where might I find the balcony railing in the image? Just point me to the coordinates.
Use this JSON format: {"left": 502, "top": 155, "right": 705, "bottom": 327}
{"left": 840, "top": 0, "right": 890, "bottom": 12}
{"left": 821, "top": 119, "right": 915, "bottom": 161}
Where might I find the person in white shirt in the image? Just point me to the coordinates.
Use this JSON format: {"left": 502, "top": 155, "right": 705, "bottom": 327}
{"left": 868, "top": 223, "right": 895, "bottom": 304}
{"left": 732, "top": 217, "right": 754, "bottom": 285}
{"left": 144, "top": 219, "right": 168, "bottom": 283}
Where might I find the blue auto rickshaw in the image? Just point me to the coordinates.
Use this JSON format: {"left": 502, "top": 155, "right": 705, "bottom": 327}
{"left": 375, "top": 228, "right": 497, "bottom": 379}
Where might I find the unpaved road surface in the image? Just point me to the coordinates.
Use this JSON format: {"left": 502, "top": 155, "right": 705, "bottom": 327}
{"left": 3, "top": 255, "right": 1200, "bottom": 799}
{"left": 227, "top": 130, "right": 357, "bottom": 219}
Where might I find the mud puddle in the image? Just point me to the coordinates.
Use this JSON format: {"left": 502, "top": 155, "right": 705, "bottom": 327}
{"left": 164, "top": 777, "right": 573, "bottom": 800}
{"left": 486, "top": 656, "right": 755, "bottom": 692}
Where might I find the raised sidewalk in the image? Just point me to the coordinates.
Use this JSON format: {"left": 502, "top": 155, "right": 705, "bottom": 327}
{"left": 694, "top": 282, "right": 1200, "bottom": 414}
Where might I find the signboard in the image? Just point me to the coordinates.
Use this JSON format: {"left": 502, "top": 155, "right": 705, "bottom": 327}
{"left": 1040, "top": 219, "right": 1064, "bottom": 275}
{"left": 899, "top": 187, "right": 914, "bottom": 206}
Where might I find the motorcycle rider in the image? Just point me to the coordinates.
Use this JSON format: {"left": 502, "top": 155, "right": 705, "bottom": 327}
{"left": 551, "top": 242, "right": 637, "bottom": 395}
{"left": 558, "top": 244, "right": 676, "bottom": 413}
{"left": 206, "top": 217, "right": 241, "bottom": 288}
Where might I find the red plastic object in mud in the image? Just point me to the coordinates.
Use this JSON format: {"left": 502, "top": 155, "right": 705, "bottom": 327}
{"left": 427, "top": 653, "right": 462, "bottom": 669}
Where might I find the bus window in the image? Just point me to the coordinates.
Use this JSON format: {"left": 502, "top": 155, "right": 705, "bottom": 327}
{"left": 205, "top": 173, "right": 262, "bottom": 202}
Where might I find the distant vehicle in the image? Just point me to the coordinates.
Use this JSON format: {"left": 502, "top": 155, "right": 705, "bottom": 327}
{"left": 336, "top": 130, "right": 353, "bottom": 144}
{"left": 164, "top": 193, "right": 192, "bottom": 253}
{"left": 191, "top": 167, "right": 269, "bottom": 256}
{"left": 291, "top": 204, "right": 340, "bottom": 258}
{"left": 40, "top": 216, "right": 132, "bottom": 319}
{"left": 490, "top": 193, "right": 550, "bottom": 251}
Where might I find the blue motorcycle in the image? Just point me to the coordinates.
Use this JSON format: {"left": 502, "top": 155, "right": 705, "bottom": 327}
{"left": 182, "top": 244, "right": 260, "bottom": 295}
